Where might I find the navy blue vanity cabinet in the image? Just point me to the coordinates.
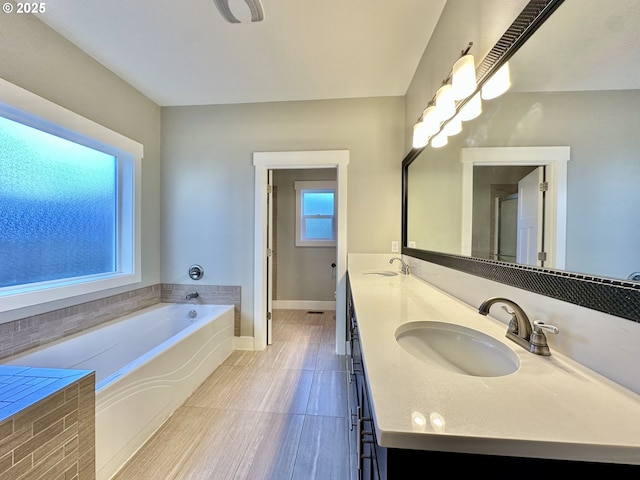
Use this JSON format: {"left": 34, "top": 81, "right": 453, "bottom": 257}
{"left": 347, "top": 274, "right": 381, "bottom": 479}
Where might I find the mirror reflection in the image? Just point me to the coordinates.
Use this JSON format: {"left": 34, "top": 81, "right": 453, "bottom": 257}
{"left": 406, "top": 0, "right": 640, "bottom": 281}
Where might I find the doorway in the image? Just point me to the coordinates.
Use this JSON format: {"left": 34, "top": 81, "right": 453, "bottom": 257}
{"left": 269, "top": 169, "right": 338, "bottom": 344}
{"left": 476, "top": 165, "right": 541, "bottom": 265}
{"left": 253, "top": 151, "right": 349, "bottom": 354}
{"left": 495, "top": 192, "right": 518, "bottom": 262}
{"left": 461, "top": 146, "right": 569, "bottom": 270}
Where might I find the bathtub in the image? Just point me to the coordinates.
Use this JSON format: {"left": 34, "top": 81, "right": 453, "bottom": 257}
{"left": 3, "top": 302, "right": 234, "bottom": 480}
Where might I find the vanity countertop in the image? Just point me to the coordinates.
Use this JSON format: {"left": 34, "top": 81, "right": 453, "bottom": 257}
{"left": 347, "top": 257, "right": 640, "bottom": 465}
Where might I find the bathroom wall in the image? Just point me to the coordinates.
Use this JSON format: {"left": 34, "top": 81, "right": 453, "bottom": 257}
{"left": 0, "top": 12, "right": 162, "bottom": 324}
{"left": 161, "top": 97, "right": 405, "bottom": 336}
{"left": 272, "top": 168, "right": 337, "bottom": 305}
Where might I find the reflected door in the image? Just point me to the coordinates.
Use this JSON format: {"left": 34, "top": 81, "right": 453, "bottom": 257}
{"left": 517, "top": 168, "right": 543, "bottom": 265}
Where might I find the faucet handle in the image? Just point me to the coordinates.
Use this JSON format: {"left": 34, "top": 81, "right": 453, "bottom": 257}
{"left": 501, "top": 306, "right": 519, "bottom": 334}
{"left": 533, "top": 321, "right": 559, "bottom": 335}
{"left": 530, "top": 321, "right": 559, "bottom": 356}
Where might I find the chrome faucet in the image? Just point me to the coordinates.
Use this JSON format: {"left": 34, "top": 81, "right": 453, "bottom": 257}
{"left": 185, "top": 291, "right": 199, "bottom": 300}
{"left": 478, "top": 297, "right": 558, "bottom": 355}
{"left": 389, "top": 257, "right": 410, "bottom": 275}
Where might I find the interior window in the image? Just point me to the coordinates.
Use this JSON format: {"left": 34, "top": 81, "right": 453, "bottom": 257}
{"left": 295, "top": 181, "right": 336, "bottom": 246}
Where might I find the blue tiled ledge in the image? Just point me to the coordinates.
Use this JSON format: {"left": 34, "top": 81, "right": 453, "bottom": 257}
{"left": 0, "top": 365, "right": 94, "bottom": 421}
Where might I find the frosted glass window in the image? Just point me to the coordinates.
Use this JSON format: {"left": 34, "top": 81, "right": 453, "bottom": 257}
{"left": 0, "top": 77, "right": 142, "bottom": 313}
{"left": 0, "top": 116, "right": 118, "bottom": 288}
{"left": 295, "top": 181, "right": 336, "bottom": 246}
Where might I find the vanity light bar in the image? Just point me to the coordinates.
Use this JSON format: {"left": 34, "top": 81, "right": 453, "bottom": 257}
{"left": 412, "top": 0, "right": 564, "bottom": 151}
{"left": 412, "top": 42, "right": 487, "bottom": 149}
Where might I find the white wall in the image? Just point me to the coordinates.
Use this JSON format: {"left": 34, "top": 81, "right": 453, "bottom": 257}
{"left": 0, "top": 12, "right": 162, "bottom": 324}
{"left": 161, "top": 97, "right": 405, "bottom": 336}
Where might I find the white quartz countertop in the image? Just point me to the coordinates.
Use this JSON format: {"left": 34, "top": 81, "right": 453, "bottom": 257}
{"left": 347, "top": 258, "right": 640, "bottom": 465}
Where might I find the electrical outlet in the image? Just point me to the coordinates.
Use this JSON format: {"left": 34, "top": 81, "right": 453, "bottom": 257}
{"left": 391, "top": 241, "right": 399, "bottom": 253}
{"left": 408, "top": 241, "right": 416, "bottom": 248}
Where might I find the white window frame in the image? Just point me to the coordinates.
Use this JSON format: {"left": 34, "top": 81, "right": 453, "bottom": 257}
{"left": 0, "top": 78, "right": 143, "bottom": 313}
{"left": 294, "top": 181, "right": 337, "bottom": 247}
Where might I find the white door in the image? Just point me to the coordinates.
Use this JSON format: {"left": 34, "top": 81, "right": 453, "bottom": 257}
{"left": 517, "top": 167, "right": 543, "bottom": 266}
{"left": 266, "top": 169, "right": 274, "bottom": 345}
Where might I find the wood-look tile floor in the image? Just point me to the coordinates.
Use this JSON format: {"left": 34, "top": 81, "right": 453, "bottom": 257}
{"left": 114, "top": 309, "right": 355, "bottom": 480}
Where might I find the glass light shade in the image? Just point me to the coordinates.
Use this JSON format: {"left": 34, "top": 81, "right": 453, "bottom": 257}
{"left": 443, "top": 116, "right": 462, "bottom": 136}
{"left": 459, "top": 92, "right": 482, "bottom": 121}
{"left": 430, "top": 131, "right": 448, "bottom": 148}
{"left": 482, "top": 62, "right": 511, "bottom": 100}
{"left": 421, "top": 105, "right": 440, "bottom": 136}
{"left": 435, "top": 84, "right": 456, "bottom": 122}
{"left": 451, "top": 54, "right": 477, "bottom": 100}
{"left": 412, "top": 121, "right": 430, "bottom": 148}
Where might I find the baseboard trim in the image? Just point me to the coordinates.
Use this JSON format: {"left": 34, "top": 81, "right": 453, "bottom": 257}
{"left": 233, "top": 336, "right": 255, "bottom": 350}
{"left": 272, "top": 300, "right": 336, "bottom": 311}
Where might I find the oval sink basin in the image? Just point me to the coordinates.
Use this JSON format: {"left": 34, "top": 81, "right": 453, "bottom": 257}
{"left": 395, "top": 321, "right": 519, "bottom": 377}
{"left": 362, "top": 271, "right": 398, "bottom": 277}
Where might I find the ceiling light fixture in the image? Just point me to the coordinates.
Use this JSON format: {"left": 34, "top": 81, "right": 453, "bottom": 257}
{"left": 213, "top": 0, "right": 265, "bottom": 23}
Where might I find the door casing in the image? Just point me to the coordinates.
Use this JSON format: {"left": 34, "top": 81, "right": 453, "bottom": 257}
{"left": 253, "top": 150, "right": 349, "bottom": 354}
{"left": 461, "top": 146, "right": 569, "bottom": 270}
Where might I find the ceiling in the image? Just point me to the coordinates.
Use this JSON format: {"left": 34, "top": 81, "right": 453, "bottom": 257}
{"left": 38, "top": 0, "right": 447, "bottom": 107}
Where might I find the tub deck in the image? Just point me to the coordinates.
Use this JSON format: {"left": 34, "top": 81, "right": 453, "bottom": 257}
{"left": 1, "top": 302, "right": 235, "bottom": 480}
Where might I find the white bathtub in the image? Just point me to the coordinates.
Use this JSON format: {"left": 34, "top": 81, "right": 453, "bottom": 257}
{"left": 3, "top": 302, "right": 234, "bottom": 480}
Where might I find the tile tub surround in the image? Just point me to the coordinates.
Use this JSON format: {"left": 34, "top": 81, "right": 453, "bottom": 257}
{"left": 0, "top": 283, "right": 242, "bottom": 361}
{"left": 0, "top": 285, "right": 161, "bottom": 361}
{"left": 160, "top": 284, "right": 241, "bottom": 336}
{"left": 347, "top": 256, "right": 640, "bottom": 465}
{"left": 0, "top": 367, "right": 95, "bottom": 480}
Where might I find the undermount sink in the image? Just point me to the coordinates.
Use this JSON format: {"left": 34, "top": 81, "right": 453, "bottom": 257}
{"left": 395, "top": 321, "right": 519, "bottom": 377}
{"left": 362, "top": 271, "right": 398, "bottom": 277}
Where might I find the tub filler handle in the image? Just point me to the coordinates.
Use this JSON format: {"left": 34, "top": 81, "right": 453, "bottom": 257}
{"left": 189, "top": 264, "right": 204, "bottom": 280}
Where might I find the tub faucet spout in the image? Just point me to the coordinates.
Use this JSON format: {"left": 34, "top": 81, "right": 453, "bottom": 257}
{"left": 186, "top": 292, "right": 199, "bottom": 300}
